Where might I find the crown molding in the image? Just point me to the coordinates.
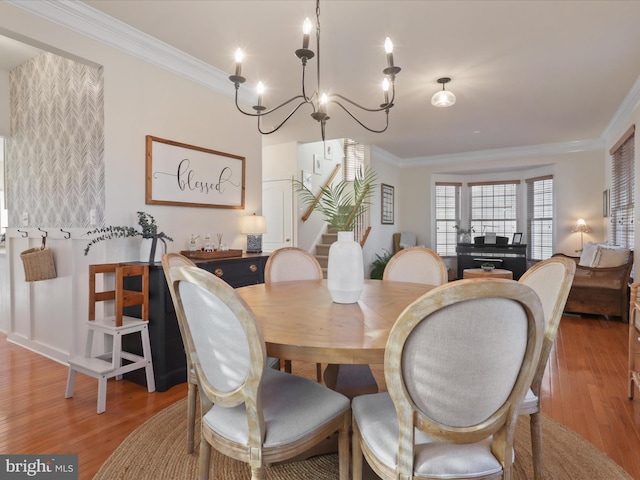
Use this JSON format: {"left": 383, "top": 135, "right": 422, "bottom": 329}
{"left": 370, "top": 145, "right": 401, "bottom": 167}
{"left": 6, "top": 0, "right": 254, "bottom": 105}
{"left": 602, "top": 75, "right": 640, "bottom": 144}
{"left": 399, "top": 138, "right": 605, "bottom": 168}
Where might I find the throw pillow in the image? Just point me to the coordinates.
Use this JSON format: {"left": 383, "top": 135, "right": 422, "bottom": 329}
{"left": 595, "top": 246, "right": 630, "bottom": 268}
{"left": 579, "top": 242, "right": 600, "bottom": 267}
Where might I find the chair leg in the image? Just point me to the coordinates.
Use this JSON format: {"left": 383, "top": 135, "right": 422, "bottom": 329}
{"left": 316, "top": 362, "right": 323, "bottom": 382}
{"left": 97, "top": 374, "right": 107, "bottom": 414}
{"left": 140, "top": 325, "right": 156, "bottom": 392}
{"left": 629, "top": 315, "right": 637, "bottom": 399}
{"left": 530, "top": 411, "right": 544, "bottom": 480}
{"left": 198, "top": 434, "right": 211, "bottom": 480}
{"left": 250, "top": 466, "right": 264, "bottom": 480}
{"left": 187, "top": 381, "right": 197, "bottom": 453}
{"left": 352, "top": 422, "right": 363, "bottom": 480}
{"left": 284, "top": 360, "right": 292, "bottom": 373}
{"left": 338, "top": 411, "right": 351, "bottom": 480}
{"left": 65, "top": 368, "right": 76, "bottom": 398}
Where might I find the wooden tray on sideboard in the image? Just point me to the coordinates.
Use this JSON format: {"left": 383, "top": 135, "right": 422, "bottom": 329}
{"left": 180, "top": 249, "right": 243, "bottom": 260}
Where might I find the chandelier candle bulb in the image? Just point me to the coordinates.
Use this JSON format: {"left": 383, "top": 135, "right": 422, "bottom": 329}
{"left": 256, "top": 81, "right": 265, "bottom": 107}
{"left": 302, "top": 18, "right": 312, "bottom": 49}
{"left": 384, "top": 37, "right": 394, "bottom": 68}
{"left": 382, "top": 78, "right": 390, "bottom": 104}
{"left": 234, "top": 48, "right": 243, "bottom": 77}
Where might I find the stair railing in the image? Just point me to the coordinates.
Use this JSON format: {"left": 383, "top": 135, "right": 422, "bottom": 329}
{"left": 301, "top": 164, "right": 342, "bottom": 222}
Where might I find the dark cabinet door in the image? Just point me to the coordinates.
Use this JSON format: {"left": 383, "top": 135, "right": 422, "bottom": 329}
{"left": 124, "top": 254, "right": 269, "bottom": 391}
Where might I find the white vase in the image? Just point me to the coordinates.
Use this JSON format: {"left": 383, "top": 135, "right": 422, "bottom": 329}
{"left": 327, "top": 231, "right": 364, "bottom": 304}
{"left": 139, "top": 237, "right": 164, "bottom": 263}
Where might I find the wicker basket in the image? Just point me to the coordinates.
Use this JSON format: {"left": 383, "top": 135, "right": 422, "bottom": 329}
{"left": 20, "top": 247, "right": 57, "bottom": 282}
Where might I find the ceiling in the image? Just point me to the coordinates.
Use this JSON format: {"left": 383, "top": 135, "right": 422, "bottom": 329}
{"left": 4, "top": 1, "right": 640, "bottom": 162}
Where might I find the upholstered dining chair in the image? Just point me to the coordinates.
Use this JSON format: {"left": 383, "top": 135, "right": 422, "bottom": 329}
{"left": 162, "top": 253, "right": 279, "bottom": 453}
{"left": 167, "top": 264, "right": 351, "bottom": 480}
{"left": 383, "top": 246, "right": 448, "bottom": 285}
{"left": 351, "top": 279, "right": 544, "bottom": 480}
{"left": 518, "top": 256, "right": 575, "bottom": 480}
{"left": 264, "top": 247, "right": 323, "bottom": 380}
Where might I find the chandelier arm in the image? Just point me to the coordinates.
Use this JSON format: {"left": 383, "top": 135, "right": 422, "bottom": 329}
{"left": 233, "top": 88, "right": 311, "bottom": 118}
{"left": 330, "top": 86, "right": 396, "bottom": 113}
{"left": 331, "top": 100, "right": 390, "bottom": 134}
{"left": 256, "top": 100, "right": 313, "bottom": 135}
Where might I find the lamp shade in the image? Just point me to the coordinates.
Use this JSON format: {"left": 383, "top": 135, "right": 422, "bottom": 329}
{"left": 241, "top": 214, "right": 267, "bottom": 234}
{"left": 572, "top": 218, "right": 591, "bottom": 233}
{"left": 431, "top": 89, "right": 456, "bottom": 107}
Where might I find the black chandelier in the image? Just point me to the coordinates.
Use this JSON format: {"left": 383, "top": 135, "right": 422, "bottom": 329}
{"left": 228, "top": 0, "right": 401, "bottom": 141}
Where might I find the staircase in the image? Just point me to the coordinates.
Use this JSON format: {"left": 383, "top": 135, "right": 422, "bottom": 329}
{"left": 314, "top": 227, "right": 338, "bottom": 278}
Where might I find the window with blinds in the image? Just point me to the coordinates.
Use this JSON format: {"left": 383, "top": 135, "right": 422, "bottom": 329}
{"left": 343, "top": 138, "right": 364, "bottom": 181}
{"left": 610, "top": 125, "right": 635, "bottom": 249}
{"left": 526, "top": 176, "right": 553, "bottom": 260}
{"left": 435, "top": 183, "right": 461, "bottom": 256}
{"left": 468, "top": 181, "right": 519, "bottom": 238}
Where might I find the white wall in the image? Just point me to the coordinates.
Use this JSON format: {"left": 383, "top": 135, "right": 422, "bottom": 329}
{"left": 0, "top": 3, "right": 262, "bottom": 359}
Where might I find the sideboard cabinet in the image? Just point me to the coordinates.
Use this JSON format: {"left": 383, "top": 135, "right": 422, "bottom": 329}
{"left": 124, "top": 253, "right": 269, "bottom": 391}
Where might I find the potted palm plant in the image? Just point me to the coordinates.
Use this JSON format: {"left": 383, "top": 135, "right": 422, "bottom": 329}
{"left": 84, "top": 211, "right": 173, "bottom": 263}
{"left": 295, "top": 167, "right": 377, "bottom": 303}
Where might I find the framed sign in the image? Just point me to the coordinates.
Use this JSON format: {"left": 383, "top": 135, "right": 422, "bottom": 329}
{"left": 145, "top": 135, "right": 245, "bottom": 209}
{"left": 512, "top": 232, "right": 523, "bottom": 244}
{"left": 381, "top": 183, "right": 394, "bottom": 225}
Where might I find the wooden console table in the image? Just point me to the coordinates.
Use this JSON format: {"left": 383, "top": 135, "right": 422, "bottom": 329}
{"left": 124, "top": 253, "right": 269, "bottom": 391}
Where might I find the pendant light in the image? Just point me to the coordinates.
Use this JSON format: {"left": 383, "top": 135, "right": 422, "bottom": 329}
{"left": 431, "top": 77, "right": 456, "bottom": 107}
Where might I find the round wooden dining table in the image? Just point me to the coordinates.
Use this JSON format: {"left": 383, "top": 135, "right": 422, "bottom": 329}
{"left": 236, "top": 279, "right": 435, "bottom": 365}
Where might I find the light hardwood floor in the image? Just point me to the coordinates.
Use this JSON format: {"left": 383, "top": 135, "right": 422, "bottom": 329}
{"left": 2, "top": 314, "right": 640, "bottom": 480}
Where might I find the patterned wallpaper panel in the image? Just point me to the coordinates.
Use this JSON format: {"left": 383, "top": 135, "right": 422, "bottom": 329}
{"left": 7, "top": 52, "right": 104, "bottom": 228}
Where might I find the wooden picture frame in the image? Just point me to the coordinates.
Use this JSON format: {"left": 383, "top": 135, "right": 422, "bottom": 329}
{"left": 381, "top": 183, "right": 394, "bottom": 225}
{"left": 512, "top": 232, "right": 523, "bottom": 244}
{"left": 145, "top": 135, "right": 245, "bottom": 209}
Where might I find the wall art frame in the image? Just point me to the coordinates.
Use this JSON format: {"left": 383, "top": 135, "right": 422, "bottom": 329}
{"left": 512, "top": 232, "right": 523, "bottom": 244}
{"left": 381, "top": 183, "right": 394, "bottom": 225}
{"left": 145, "top": 135, "right": 245, "bottom": 209}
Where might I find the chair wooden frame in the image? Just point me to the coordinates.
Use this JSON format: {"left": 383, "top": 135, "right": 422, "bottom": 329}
{"left": 518, "top": 256, "right": 575, "bottom": 480}
{"left": 628, "top": 282, "right": 640, "bottom": 399}
{"left": 66, "top": 263, "right": 155, "bottom": 414}
{"left": 264, "top": 247, "right": 324, "bottom": 381}
{"left": 168, "top": 265, "right": 351, "bottom": 480}
{"left": 383, "top": 246, "right": 448, "bottom": 285}
{"left": 352, "top": 279, "right": 544, "bottom": 480}
{"left": 162, "top": 253, "right": 199, "bottom": 453}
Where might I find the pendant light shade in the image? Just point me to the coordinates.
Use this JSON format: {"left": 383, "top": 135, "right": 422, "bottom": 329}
{"left": 431, "top": 77, "right": 456, "bottom": 107}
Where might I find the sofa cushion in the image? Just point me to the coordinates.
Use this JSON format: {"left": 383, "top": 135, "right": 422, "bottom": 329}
{"left": 578, "top": 243, "right": 600, "bottom": 267}
{"left": 595, "top": 246, "right": 630, "bottom": 268}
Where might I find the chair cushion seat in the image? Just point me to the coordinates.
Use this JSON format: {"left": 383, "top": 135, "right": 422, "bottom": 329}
{"left": 352, "top": 392, "right": 503, "bottom": 479}
{"left": 203, "top": 367, "right": 349, "bottom": 448}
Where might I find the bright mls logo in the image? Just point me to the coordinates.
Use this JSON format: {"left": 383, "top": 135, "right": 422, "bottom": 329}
{"left": 1, "top": 455, "right": 78, "bottom": 479}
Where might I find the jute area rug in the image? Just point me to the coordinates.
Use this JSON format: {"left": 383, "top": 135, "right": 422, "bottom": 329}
{"left": 95, "top": 365, "right": 632, "bottom": 480}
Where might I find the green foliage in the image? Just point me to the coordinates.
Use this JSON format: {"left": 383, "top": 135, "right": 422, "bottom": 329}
{"left": 370, "top": 249, "right": 393, "bottom": 280}
{"left": 294, "top": 167, "right": 377, "bottom": 231}
{"left": 84, "top": 211, "right": 173, "bottom": 255}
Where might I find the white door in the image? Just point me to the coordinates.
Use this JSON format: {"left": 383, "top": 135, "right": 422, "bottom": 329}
{"left": 262, "top": 178, "right": 293, "bottom": 252}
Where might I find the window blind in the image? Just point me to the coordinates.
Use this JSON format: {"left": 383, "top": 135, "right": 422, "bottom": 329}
{"left": 526, "top": 175, "right": 553, "bottom": 260}
{"left": 468, "top": 181, "right": 519, "bottom": 238}
{"left": 435, "top": 182, "right": 462, "bottom": 256}
{"left": 343, "top": 138, "right": 364, "bottom": 182}
{"left": 610, "top": 125, "right": 635, "bottom": 248}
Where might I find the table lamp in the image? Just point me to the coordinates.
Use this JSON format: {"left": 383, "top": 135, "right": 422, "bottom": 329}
{"left": 572, "top": 218, "right": 591, "bottom": 251}
{"left": 241, "top": 214, "right": 267, "bottom": 253}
